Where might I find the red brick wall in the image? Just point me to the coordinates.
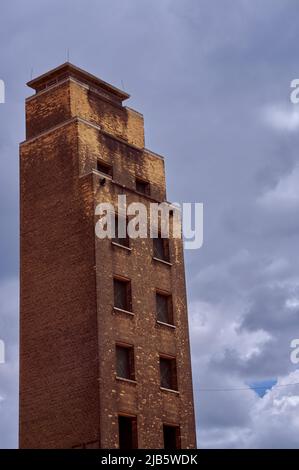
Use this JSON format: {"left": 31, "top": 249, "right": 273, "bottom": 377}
{"left": 20, "top": 70, "right": 196, "bottom": 449}
{"left": 20, "top": 122, "right": 100, "bottom": 448}
{"left": 92, "top": 178, "right": 196, "bottom": 448}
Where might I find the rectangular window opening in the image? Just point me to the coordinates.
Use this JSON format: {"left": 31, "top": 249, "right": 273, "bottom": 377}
{"left": 116, "top": 344, "right": 135, "bottom": 381}
{"left": 97, "top": 159, "right": 113, "bottom": 177}
{"left": 163, "top": 424, "right": 181, "bottom": 449}
{"left": 113, "top": 215, "right": 130, "bottom": 248}
{"left": 136, "top": 177, "right": 150, "bottom": 195}
{"left": 156, "top": 292, "right": 173, "bottom": 325}
{"left": 160, "top": 356, "right": 178, "bottom": 391}
{"left": 153, "top": 234, "right": 170, "bottom": 262}
{"left": 114, "top": 277, "right": 132, "bottom": 312}
{"left": 118, "top": 415, "right": 138, "bottom": 449}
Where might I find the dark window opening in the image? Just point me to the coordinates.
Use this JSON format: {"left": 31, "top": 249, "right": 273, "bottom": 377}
{"left": 136, "top": 178, "right": 150, "bottom": 195}
{"left": 116, "top": 344, "right": 135, "bottom": 380}
{"left": 118, "top": 415, "right": 138, "bottom": 449}
{"left": 97, "top": 160, "right": 113, "bottom": 177}
{"left": 153, "top": 235, "right": 170, "bottom": 262}
{"left": 156, "top": 292, "right": 173, "bottom": 325}
{"left": 113, "top": 215, "right": 130, "bottom": 248}
{"left": 114, "top": 277, "right": 132, "bottom": 312}
{"left": 160, "top": 356, "right": 178, "bottom": 391}
{"left": 163, "top": 424, "right": 181, "bottom": 449}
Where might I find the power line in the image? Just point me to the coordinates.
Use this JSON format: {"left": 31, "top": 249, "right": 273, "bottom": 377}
{"left": 196, "top": 382, "right": 299, "bottom": 392}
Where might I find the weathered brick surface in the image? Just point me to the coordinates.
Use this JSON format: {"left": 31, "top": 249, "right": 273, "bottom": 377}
{"left": 26, "top": 76, "right": 144, "bottom": 148}
{"left": 78, "top": 123, "right": 166, "bottom": 201}
{"left": 25, "top": 81, "right": 72, "bottom": 139}
{"left": 70, "top": 80, "right": 145, "bottom": 148}
{"left": 92, "top": 182, "right": 196, "bottom": 448}
{"left": 20, "top": 122, "right": 100, "bottom": 448}
{"left": 20, "top": 63, "right": 196, "bottom": 449}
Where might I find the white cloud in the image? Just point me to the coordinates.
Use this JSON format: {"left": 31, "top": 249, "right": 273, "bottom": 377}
{"left": 262, "top": 104, "right": 299, "bottom": 132}
{"left": 258, "top": 164, "right": 299, "bottom": 209}
{"left": 190, "top": 299, "right": 271, "bottom": 366}
{"left": 247, "top": 371, "right": 299, "bottom": 448}
{"left": 190, "top": 249, "right": 299, "bottom": 449}
{"left": 196, "top": 371, "right": 299, "bottom": 449}
{"left": 285, "top": 297, "right": 299, "bottom": 309}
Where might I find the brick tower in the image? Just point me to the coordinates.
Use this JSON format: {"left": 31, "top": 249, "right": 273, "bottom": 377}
{"left": 20, "top": 63, "right": 196, "bottom": 449}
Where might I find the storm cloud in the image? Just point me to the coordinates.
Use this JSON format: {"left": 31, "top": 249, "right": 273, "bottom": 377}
{"left": 1, "top": 0, "right": 299, "bottom": 448}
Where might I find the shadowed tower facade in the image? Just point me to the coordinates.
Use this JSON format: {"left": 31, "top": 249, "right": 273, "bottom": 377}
{"left": 20, "top": 63, "right": 196, "bottom": 449}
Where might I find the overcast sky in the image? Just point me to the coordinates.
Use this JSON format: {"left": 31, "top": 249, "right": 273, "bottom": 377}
{"left": 1, "top": 0, "right": 299, "bottom": 449}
